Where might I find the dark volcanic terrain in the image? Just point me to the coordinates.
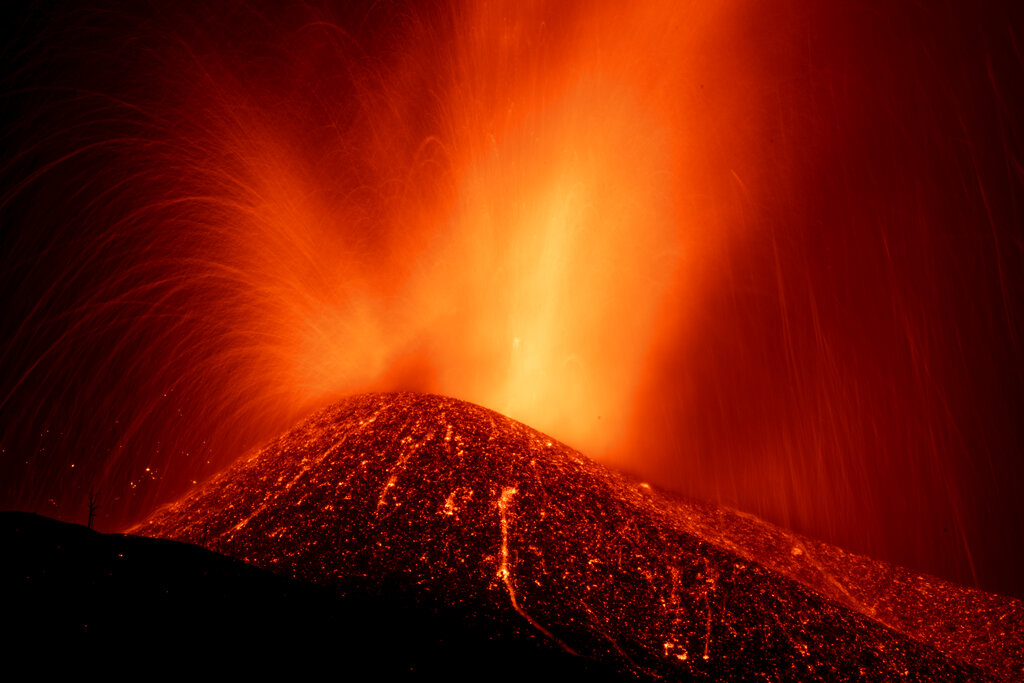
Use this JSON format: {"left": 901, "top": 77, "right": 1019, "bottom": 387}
{"left": 135, "top": 393, "right": 1022, "bottom": 679}
{"left": 1, "top": 511, "right": 611, "bottom": 675}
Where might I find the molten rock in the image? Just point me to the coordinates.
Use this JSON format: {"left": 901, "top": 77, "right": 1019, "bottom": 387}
{"left": 137, "top": 393, "right": 1019, "bottom": 680}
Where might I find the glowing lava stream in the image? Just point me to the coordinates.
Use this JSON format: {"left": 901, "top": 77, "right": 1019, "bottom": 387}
{"left": 496, "top": 485, "right": 578, "bottom": 656}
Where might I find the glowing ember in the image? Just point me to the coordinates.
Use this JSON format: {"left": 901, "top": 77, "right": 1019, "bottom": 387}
{"left": 1, "top": 0, "right": 1022, "bottom": 606}
{"left": 138, "top": 393, "right": 1022, "bottom": 680}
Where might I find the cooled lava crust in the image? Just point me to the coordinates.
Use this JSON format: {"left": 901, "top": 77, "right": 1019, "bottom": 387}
{"left": 137, "top": 393, "right": 1020, "bottom": 680}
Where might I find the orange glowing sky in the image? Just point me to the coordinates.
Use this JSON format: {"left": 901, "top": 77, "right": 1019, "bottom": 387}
{"left": 0, "top": 0, "right": 1021, "bottom": 598}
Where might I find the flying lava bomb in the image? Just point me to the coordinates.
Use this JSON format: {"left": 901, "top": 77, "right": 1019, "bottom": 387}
{"left": 1, "top": 0, "right": 1023, "bottom": 674}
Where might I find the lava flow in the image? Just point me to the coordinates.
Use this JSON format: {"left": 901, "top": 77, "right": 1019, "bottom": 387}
{"left": 137, "top": 393, "right": 1023, "bottom": 680}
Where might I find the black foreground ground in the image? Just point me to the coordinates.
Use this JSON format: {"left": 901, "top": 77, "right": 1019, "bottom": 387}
{"left": 1, "top": 511, "right": 612, "bottom": 676}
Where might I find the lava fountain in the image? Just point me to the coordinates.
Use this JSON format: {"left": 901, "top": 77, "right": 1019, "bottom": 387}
{"left": 0, "top": 0, "right": 1022, "bottom": 600}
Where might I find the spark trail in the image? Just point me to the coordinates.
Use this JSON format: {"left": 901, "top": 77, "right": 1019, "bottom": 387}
{"left": 1, "top": 0, "right": 1022, "bottom": 605}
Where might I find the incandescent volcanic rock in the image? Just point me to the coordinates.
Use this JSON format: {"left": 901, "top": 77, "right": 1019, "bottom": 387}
{"left": 137, "top": 393, "right": 1014, "bottom": 680}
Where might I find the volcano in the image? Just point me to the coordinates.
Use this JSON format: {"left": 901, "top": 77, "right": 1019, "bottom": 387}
{"left": 136, "top": 393, "right": 1021, "bottom": 680}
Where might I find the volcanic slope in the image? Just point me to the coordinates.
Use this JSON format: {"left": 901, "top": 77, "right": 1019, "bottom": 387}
{"left": 137, "top": 393, "right": 1011, "bottom": 680}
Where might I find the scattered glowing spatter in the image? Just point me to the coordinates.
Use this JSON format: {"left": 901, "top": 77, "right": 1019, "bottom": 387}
{"left": 137, "top": 394, "right": 1021, "bottom": 681}
{"left": 2, "top": 0, "right": 1023, "bottom": 603}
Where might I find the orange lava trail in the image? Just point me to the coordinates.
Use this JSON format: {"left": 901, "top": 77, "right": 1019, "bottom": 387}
{"left": 496, "top": 485, "right": 579, "bottom": 657}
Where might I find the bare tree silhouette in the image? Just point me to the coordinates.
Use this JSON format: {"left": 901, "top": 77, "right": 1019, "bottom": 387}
{"left": 87, "top": 490, "right": 99, "bottom": 530}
